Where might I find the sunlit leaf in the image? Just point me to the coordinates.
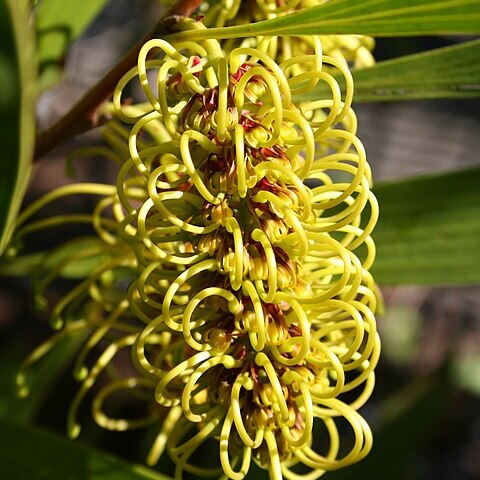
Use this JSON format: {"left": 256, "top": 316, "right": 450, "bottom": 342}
{"left": 0, "top": 0, "right": 36, "bottom": 255}
{"left": 168, "top": 0, "right": 480, "bottom": 41}
{"left": 36, "top": 0, "right": 109, "bottom": 88}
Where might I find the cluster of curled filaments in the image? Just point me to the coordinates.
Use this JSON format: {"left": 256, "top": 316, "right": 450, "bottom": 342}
{"left": 14, "top": 24, "right": 380, "bottom": 480}
{"left": 108, "top": 33, "right": 380, "bottom": 479}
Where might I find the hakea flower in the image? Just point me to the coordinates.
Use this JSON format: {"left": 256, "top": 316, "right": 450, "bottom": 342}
{"left": 200, "top": 0, "right": 375, "bottom": 69}
{"left": 14, "top": 27, "right": 380, "bottom": 480}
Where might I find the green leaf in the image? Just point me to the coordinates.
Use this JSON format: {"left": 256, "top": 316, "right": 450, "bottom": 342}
{"left": 295, "top": 39, "right": 480, "bottom": 102}
{"left": 36, "top": 0, "right": 109, "bottom": 88}
{"left": 169, "top": 0, "right": 480, "bottom": 41}
{"left": 372, "top": 167, "right": 480, "bottom": 285}
{"left": 0, "top": 0, "right": 36, "bottom": 256}
{"left": 0, "top": 419, "right": 173, "bottom": 480}
{"left": 36, "top": 237, "right": 112, "bottom": 277}
{"left": 0, "top": 237, "right": 128, "bottom": 280}
{"left": 0, "top": 333, "right": 86, "bottom": 424}
{"left": 329, "top": 374, "right": 450, "bottom": 480}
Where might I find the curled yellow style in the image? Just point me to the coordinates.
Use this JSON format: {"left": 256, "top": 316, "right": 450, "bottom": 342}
{"left": 14, "top": 27, "right": 380, "bottom": 480}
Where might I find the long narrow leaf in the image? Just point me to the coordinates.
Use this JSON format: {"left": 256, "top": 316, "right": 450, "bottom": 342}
{"left": 295, "top": 39, "right": 480, "bottom": 102}
{"left": 0, "top": 0, "right": 36, "bottom": 255}
{"left": 0, "top": 333, "right": 86, "bottom": 424}
{"left": 168, "top": 0, "right": 480, "bottom": 41}
{"left": 0, "top": 419, "right": 172, "bottom": 480}
{"left": 0, "top": 237, "right": 116, "bottom": 279}
{"left": 36, "top": 0, "right": 109, "bottom": 88}
{"left": 373, "top": 167, "right": 480, "bottom": 285}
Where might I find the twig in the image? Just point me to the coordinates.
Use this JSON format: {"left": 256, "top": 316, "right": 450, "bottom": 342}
{"left": 34, "top": 0, "right": 202, "bottom": 161}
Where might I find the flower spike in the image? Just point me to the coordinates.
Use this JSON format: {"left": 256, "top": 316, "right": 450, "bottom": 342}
{"left": 14, "top": 8, "right": 380, "bottom": 480}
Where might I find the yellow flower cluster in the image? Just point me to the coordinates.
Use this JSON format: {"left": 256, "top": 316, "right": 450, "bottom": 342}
{"left": 118, "top": 34, "right": 380, "bottom": 479}
{"left": 15, "top": 9, "right": 380, "bottom": 480}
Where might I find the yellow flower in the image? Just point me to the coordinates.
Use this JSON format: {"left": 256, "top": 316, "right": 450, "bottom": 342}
{"left": 15, "top": 30, "right": 380, "bottom": 480}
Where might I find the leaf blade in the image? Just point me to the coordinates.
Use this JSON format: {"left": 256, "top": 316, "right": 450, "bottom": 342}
{"left": 372, "top": 167, "right": 480, "bottom": 285}
{"left": 36, "top": 0, "right": 109, "bottom": 88}
{"left": 0, "top": 333, "right": 86, "bottom": 424}
{"left": 168, "top": 0, "right": 480, "bottom": 41}
{"left": 0, "top": 0, "right": 36, "bottom": 256}
{"left": 0, "top": 419, "right": 173, "bottom": 480}
{"left": 295, "top": 40, "right": 480, "bottom": 102}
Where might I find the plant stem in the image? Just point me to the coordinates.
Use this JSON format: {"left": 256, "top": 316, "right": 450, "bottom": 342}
{"left": 34, "top": 0, "right": 202, "bottom": 161}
